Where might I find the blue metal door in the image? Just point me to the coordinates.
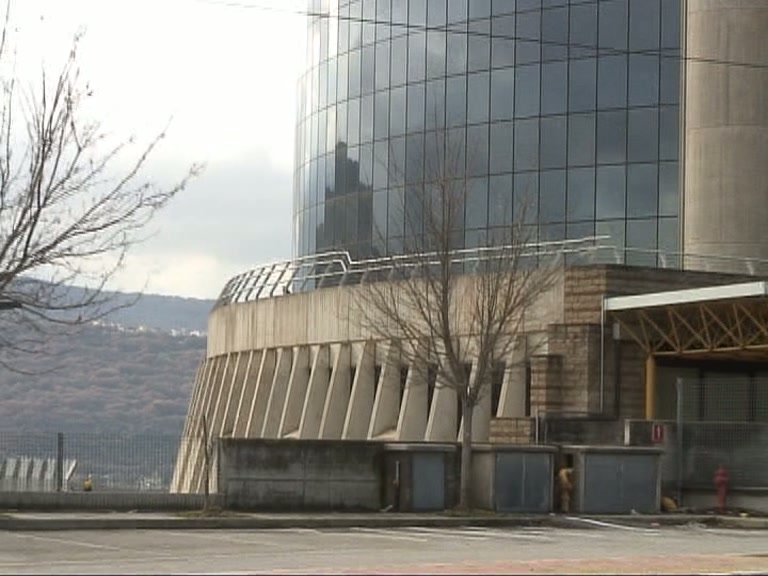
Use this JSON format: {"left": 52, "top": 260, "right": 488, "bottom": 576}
{"left": 412, "top": 453, "right": 445, "bottom": 511}
{"left": 495, "top": 453, "right": 553, "bottom": 513}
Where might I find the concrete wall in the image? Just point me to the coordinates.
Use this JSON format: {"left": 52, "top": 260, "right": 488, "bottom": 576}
{"left": 0, "top": 492, "right": 221, "bottom": 511}
{"left": 219, "top": 439, "right": 384, "bottom": 511}
{"left": 684, "top": 0, "right": 768, "bottom": 273}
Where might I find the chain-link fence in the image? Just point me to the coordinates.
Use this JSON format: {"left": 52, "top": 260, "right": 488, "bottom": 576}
{"left": 676, "top": 376, "right": 768, "bottom": 491}
{"left": 0, "top": 433, "right": 185, "bottom": 492}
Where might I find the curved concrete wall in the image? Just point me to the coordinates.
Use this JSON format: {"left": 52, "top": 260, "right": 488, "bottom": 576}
{"left": 684, "top": 1, "right": 768, "bottom": 274}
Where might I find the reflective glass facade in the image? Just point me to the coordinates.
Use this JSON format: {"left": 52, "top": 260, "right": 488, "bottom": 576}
{"left": 293, "top": 0, "right": 681, "bottom": 267}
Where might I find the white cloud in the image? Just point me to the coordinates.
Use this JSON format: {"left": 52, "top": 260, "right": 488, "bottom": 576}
{"left": 4, "top": 0, "right": 307, "bottom": 298}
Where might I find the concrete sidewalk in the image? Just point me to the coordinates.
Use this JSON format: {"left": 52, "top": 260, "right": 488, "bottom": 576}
{"left": 0, "top": 510, "right": 766, "bottom": 531}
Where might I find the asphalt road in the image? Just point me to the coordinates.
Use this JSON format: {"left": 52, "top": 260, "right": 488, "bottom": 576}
{"left": 1, "top": 522, "right": 766, "bottom": 575}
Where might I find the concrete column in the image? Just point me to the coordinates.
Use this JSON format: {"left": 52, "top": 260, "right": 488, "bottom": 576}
{"left": 343, "top": 341, "right": 375, "bottom": 439}
{"left": 299, "top": 345, "right": 331, "bottom": 439}
{"left": 279, "top": 346, "right": 312, "bottom": 437}
{"left": 220, "top": 352, "right": 251, "bottom": 437}
{"left": 245, "top": 349, "right": 277, "bottom": 438}
{"left": 368, "top": 341, "right": 401, "bottom": 439}
{"left": 458, "top": 360, "right": 492, "bottom": 443}
{"left": 396, "top": 357, "right": 428, "bottom": 442}
{"left": 497, "top": 361, "right": 527, "bottom": 418}
{"left": 425, "top": 374, "right": 458, "bottom": 442}
{"left": 684, "top": 1, "right": 768, "bottom": 273}
{"left": 261, "top": 347, "right": 294, "bottom": 438}
{"left": 320, "top": 344, "right": 352, "bottom": 439}
{"left": 232, "top": 351, "right": 260, "bottom": 437}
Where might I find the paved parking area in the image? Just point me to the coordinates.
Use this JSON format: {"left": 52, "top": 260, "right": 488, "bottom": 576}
{"left": 0, "top": 522, "right": 766, "bottom": 575}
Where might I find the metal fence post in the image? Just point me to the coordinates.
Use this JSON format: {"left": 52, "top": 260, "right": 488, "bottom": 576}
{"left": 56, "top": 432, "right": 64, "bottom": 492}
{"left": 675, "top": 377, "right": 684, "bottom": 506}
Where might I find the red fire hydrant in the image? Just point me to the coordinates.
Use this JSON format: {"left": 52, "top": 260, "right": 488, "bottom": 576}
{"left": 714, "top": 465, "right": 729, "bottom": 513}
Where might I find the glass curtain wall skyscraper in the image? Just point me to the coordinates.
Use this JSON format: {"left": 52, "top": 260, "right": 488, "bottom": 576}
{"left": 293, "top": 0, "right": 681, "bottom": 268}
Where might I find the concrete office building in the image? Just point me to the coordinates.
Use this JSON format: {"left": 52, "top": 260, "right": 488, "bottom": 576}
{"left": 172, "top": 1, "right": 768, "bottom": 495}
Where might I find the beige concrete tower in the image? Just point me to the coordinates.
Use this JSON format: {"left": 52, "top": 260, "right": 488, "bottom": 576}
{"left": 684, "top": 0, "right": 768, "bottom": 274}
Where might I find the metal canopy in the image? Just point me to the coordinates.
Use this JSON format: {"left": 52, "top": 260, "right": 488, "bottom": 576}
{"left": 605, "top": 282, "right": 768, "bottom": 358}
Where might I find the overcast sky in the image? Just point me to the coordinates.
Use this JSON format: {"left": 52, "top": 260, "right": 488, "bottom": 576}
{"left": 10, "top": 0, "right": 306, "bottom": 299}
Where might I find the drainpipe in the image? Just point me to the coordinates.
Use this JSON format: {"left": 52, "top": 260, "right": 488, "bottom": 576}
{"left": 600, "top": 298, "right": 606, "bottom": 414}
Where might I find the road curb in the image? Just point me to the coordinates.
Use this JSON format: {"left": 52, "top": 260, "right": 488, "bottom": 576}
{"left": 0, "top": 513, "right": 766, "bottom": 532}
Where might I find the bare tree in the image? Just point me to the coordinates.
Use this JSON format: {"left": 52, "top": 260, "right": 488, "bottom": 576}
{"left": 355, "top": 129, "right": 562, "bottom": 510}
{"left": 0, "top": 6, "right": 201, "bottom": 367}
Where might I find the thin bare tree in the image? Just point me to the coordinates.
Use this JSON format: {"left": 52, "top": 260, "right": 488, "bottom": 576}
{"left": 0, "top": 5, "right": 201, "bottom": 368}
{"left": 355, "top": 129, "right": 562, "bottom": 510}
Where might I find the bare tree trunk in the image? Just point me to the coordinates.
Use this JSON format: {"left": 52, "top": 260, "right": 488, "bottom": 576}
{"left": 458, "top": 394, "right": 473, "bottom": 510}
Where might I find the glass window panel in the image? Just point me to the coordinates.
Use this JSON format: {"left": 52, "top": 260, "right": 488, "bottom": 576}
{"left": 542, "top": 6, "right": 568, "bottom": 62}
{"left": 374, "top": 91, "right": 389, "bottom": 140}
{"left": 346, "top": 194, "right": 359, "bottom": 241}
{"left": 392, "top": 0, "right": 408, "bottom": 34}
{"left": 626, "top": 219, "right": 657, "bottom": 267}
{"left": 448, "top": 0, "right": 468, "bottom": 23}
{"left": 628, "top": 54, "right": 660, "bottom": 107}
{"left": 489, "top": 121, "right": 513, "bottom": 174}
{"left": 327, "top": 106, "right": 337, "bottom": 153}
{"left": 540, "top": 116, "right": 567, "bottom": 169}
{"left": 410, "top": 0, "right": 427, "bottom": 25}
{"left": 467, "top": 123, "right": 489, "bottom": 176}
{"left": 659, "top": 161, "right": 679, "bottom": 217}
{"left": 490, "top": 67, "right": 514, "bottom": 121}
{"left": 424, "top": 129, "right": 445, "bottom": 178}
{"left": 514, "top": 118, "right": 539, "bottom": 172}
{"left": 660, "top": 58, "right": 680, "bottom": 105}
{"left": 373, "top": 141, "right": 389, "bottom": 189}
{"left": 363, "top": 0, "right": 376, "bottom": 45}
{"left": 661, "top": 0, "right": 681, "bottom": 50}
{"left": 376, "top": 0, "right": 391, "bottom": 42}
{"left": 466, "top": 177, "right": 489, "bottom": 229}
{"left": 426, "top": 79, "right": 446, "bottom": 130}
{"left": 391, "top": 36, "right": 407, "bottom": 86}
{"left": 319, "top": 62, "right": 328, "bottom": 109}
{"left": 362, "top": 45, "right": 375, "bottom": 94}
{"left": 629, "top": 0, "right": 661, "bottom": 51}
{"left": 516, "top": 10, "right": 541, "bottom": 65}
{"left": 346, "top": 145, "right": 360, "bottom": 195}
{"left": 338, "top": 5, "right": 350, "bottom": 53}
{"left": 427, "top": 31, "right": 446, "bottom": 79}
{"left": 359, "top": 143, "right": 373, "bottom": 189}
{"left": 659, "top": 106, "right": 679, "bottom": 161}
{"left": 318, "top": 110, "right": 327, "bottom": 156}
{"left": 335, "top": 147, "right": 347, "bottom": 196}
{"left": 406, "top": 133, "right": 425, "bottom": 184}
{"left": 515, "top": 64, "right": 541, "bottom": 118}
{"left": 373, "top": 189, "right": 388, "bottom": 244}
{"left": 350, "top": 20, "right": 362, "bottom": 50}
{"left": 468, "top": 20, "right": 491, "bottom": 72}
{"left": 541, "top": 61, "right": 567, "bottom": 115}
{"left": 570, "top": 1, "right": 597, "bottom": 58}
{"left": 467, "top": 72, "right": 490, "bottom": 124}
{"left": 567, "top": 167, "right": 595, "bottom": 221}
{"left": 540, "top": 169, "right": 566, "bottom": 223}
{"left": 569, "top": 58, "right": 596, "bottom": 112}
{"left": 596, "top": 220, "right": 626, "bottom": 264}
{"left": 628, "top": 108, "right": 659, "bottom": 162}
{"left": 337, "top": 53, "right": 349, "bottom": 101}
{"left": 446, "top": 76, "right": 467, "bottom": 127}
{"left": 327, "top": 57, "right": 338, "bottom": 104}
{"left": 627, "top": 163, "right": 659, "bottom": 218}
{"left": 568, "top": 113, "right": 596, "bottom": 167}
{"left": 596, "top": 110, "right": 627, "bottom": 164}
{"left": 408, "top": 32, "right": 427, "bottom": 82}
{"left": 361, "top": 94, "right": 374, "bottom": 143}
{"left": 596, "top": 165, "right": 626, "bottom": 219}
{"left": 407, "top": 82, "right": 426, "bottom": 133}
{"left": 359, "top": 194, "right": 373, "bottom": 246}
{"left": 658, "top": 217, "right": 679, "bottom": 266}
{"left": 597, "top": 55, "right": 627, "bottom": 109}
{"left": 469, "top": 0, "right": 491, "bottom": 19}
{"left": 598, "top": 0, "right": 628, "bottom": 51}
{"left": 389, "top": 136, "right": 406, "bottom": 186}
{"left": 428, "top": 0, "right": 447, "bottom": 25}
{"left": 390, "top": 86, "right": 407, "bottom": 136}
{"left": 336, "top": 100, "right": 348, "bottom": 145}
{"left": 347, "top": 98, "right": 361, "bottom": 146}
{"left": 489, "top": 174, "right": 513, "bottom": 226}
{"left": 492, "top": 0, "right": 516, "bottom": 16}
{"left": 491, "top": 15, "right": 515, "bottom": 68}
{"left": 514, "top": 172, "right": 539, "bottom": 225}
{"left": 375, "top": 41, "right": 391, "bottom": 91}
{"left": 447, "top": 127, "right": 467, "bottom": 178}
{"left": 349, "top": 49, "right": 362, "bottom": 98}
{"left": 447, "top": 31, "right": 468, "bottom": 75}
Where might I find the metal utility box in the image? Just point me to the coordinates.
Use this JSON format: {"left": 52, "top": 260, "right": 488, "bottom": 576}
{"left": 471, "top": 445, "right": 556, "bottom": 513}
{"left": 382, "top": 444, "right": 459, "bottom": 512}
{"left": 561, "top": 445, "right": 662, "bottom": 514}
